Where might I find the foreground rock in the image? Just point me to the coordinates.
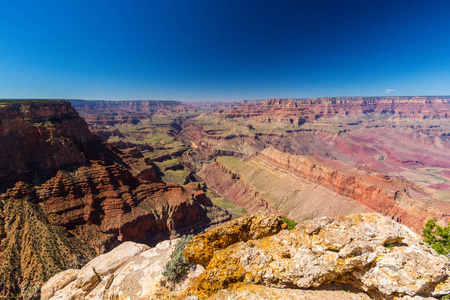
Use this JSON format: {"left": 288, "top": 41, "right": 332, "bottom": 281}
{"left": 186, "top": 213, "right": 450, "bottom": 299}
{"left": 41, "top": 240, "right": 204, "bottom": 300}
{"left": 184, "top": 213, "right": 286, "bottom": 267}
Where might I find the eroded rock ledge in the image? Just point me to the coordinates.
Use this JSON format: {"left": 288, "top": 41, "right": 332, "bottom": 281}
{"left": 43, "top": 213, "right": 450, "bottom": 299}
{"left": 186, "top": 212, "right": 450, "bottom": 299}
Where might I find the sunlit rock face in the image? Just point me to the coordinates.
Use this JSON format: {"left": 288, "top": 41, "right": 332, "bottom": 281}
{"left": 41, "top": 240, "right": 204, "bottom": 300}
{"left": 186, "top": 213, "right": 450, "bottom": 299}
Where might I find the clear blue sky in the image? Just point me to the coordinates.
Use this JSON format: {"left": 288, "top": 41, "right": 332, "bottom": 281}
{"left": 1, "top": 0, "right": 450, "bottom": 101}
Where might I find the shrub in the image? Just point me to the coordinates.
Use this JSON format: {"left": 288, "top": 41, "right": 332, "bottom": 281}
{"left": 162, "top": 235, "right": 194, "bottom": 284}
{"left": 422, "top": 219, "right": 450, "bottom": 257}
{"left": 281, "top": 216, "right": 298, "bottom": 230}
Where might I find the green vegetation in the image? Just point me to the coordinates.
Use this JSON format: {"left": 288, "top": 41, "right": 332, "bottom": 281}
{"left": 205, "top": 189, "right": 248, "bottom": 219}
{"left": 155, "top": 159, "right": 182, "bottom": 171}
{"left": 216, "top": 156, "right": 248, "bottom": 171}
{"left": 422, "top": 219, "right": 450, "bottom": 257}
{"left": 384, "top": 243, "right": 393, "bottom": 250}
{"left": 162, "top": 235, "right": 193, "bottom": 284}
{"left": 281, "top": 216, "right": 298, "bottom": 230}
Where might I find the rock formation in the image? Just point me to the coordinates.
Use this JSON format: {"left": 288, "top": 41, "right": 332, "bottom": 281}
{"left": 43, "top": 213, "right": 450, "bottom": 299}
{"left": 186, "top": 213, "right": 450, "bottom": 299}
{"left": 180, "top": 97, "right": 450, "bottom": 198}
{"left": 0, "top": 100, "right": 230, "bottom": 299}
{"left": 223, "top": 97, "right": 450, "bottom": 121}
{"left": 41, "top": 240, "right": 205, "bottom": 300}
{"left": 200, "top": 149, "right": 450, "bottom": 233}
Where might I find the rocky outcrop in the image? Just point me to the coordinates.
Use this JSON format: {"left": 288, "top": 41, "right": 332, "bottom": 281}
{"left": 0, "top": 101, "right": 230, "bottom": 299}
{"left": 41, "top": 240, "right": 205, "bottom": 300}
{"left": 0, "top": 101, "right": 94, "bottom": 185}
{"left": 184, "top": 213, "right": 286, "bottom": 267}
{"left": 44, "top": 213, "right": 450, "bottom": 299}
{"left": 186, "top": 213, "right": 450, "bottom": 299}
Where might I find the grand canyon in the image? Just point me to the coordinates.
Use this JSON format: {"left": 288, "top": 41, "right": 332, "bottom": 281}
{"left": 0, "top": 97, "right": 449, "bottom": 299}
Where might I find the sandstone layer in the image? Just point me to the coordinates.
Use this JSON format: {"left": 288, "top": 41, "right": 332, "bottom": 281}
{"left": 180, "top": 97, "right": 450, "bottom": 199}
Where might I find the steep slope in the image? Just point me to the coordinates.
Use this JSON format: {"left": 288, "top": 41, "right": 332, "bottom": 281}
{"left": 0, "top": 101, "right": 230, "bottom": 300}
{"left": 200, "top": 149, "right": 450, "bottom": 233}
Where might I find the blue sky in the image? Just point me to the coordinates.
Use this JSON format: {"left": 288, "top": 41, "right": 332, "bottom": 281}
{"left": 1, "top": 0, "right": 450, "bottom": 101}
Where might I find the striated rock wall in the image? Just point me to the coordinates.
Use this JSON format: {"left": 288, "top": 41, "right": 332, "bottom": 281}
{"left": 199, "top": 160, "right": 283, "bottom": 215}
{"left": 199, "top": 156, "right": 374, "bottom": 222}
{"left": 200, "top": 149, "right": 449, "bottom": 233}
{"left": 254, "top": 148, "right": 450, "bottom": 232}
{"left": 223, "top": 97, "right": 450, "bottom": 121}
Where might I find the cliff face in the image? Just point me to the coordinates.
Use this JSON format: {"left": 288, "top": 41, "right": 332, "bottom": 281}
{"left": 200, "top": 149, "right": 450, "bottom": 233}
{"left": 223, "top": 97, "right": 450, "bottom": 121}
{"left": 0, "top": 101, "right": 94, "bottom": 184}
{"left": 0, "top": 101, "right": 230, "bottom": 300}
{"left": 254, "top": 149, "right": 450, "bottom": 232}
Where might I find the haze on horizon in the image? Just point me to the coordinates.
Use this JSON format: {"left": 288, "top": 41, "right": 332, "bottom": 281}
{"left": 1, "top": 0, "right": 450, "bottom": 101}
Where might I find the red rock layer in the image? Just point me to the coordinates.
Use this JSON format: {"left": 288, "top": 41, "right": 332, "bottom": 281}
{"left": 223, "top": 97, "right": 450, "bottom": 121}
{"left": 0, "top": 101, "right": 94, "bottom": 180}
{"left": 254, "top": 148, "right": 450, "bottom": 233}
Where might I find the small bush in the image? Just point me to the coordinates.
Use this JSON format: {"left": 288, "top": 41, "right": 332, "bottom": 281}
{"left": 281, "top": 216, "right": 298, "bottom": 230}
{"left": 384, "top": 243, "right": 393, "bottom": 250}
{"left": 422, "top": 219, "right": 450, "bottom": 257}
{"left": 162, "top": 235, "right": 193, "bottom": 284}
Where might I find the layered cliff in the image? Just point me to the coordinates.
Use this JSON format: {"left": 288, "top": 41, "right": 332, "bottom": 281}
{"left": 0, "top": 100, "right": 230, "bottom": 300}
{"left": 223, "top": 97, "right": 450, "bottom": 121}
{"left": 0, "top": 101, "right": 94, "bottom": 186}
{"left": 200, "top": 149, "right": 449, "bottom": 233}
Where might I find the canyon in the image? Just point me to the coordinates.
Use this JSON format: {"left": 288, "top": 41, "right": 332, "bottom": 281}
{"left": 69, "top": 97, "right": 449, "bottom": 230}
{"left": 0, "top": 96, "right": 449, "bottom": 299}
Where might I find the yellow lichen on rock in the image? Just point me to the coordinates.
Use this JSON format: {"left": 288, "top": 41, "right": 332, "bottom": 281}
{"left": 183, "top": 212, "right": 286, "bottom": 267}
{"left": 186, "top": 213, "right": 450, "bottom": 299}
